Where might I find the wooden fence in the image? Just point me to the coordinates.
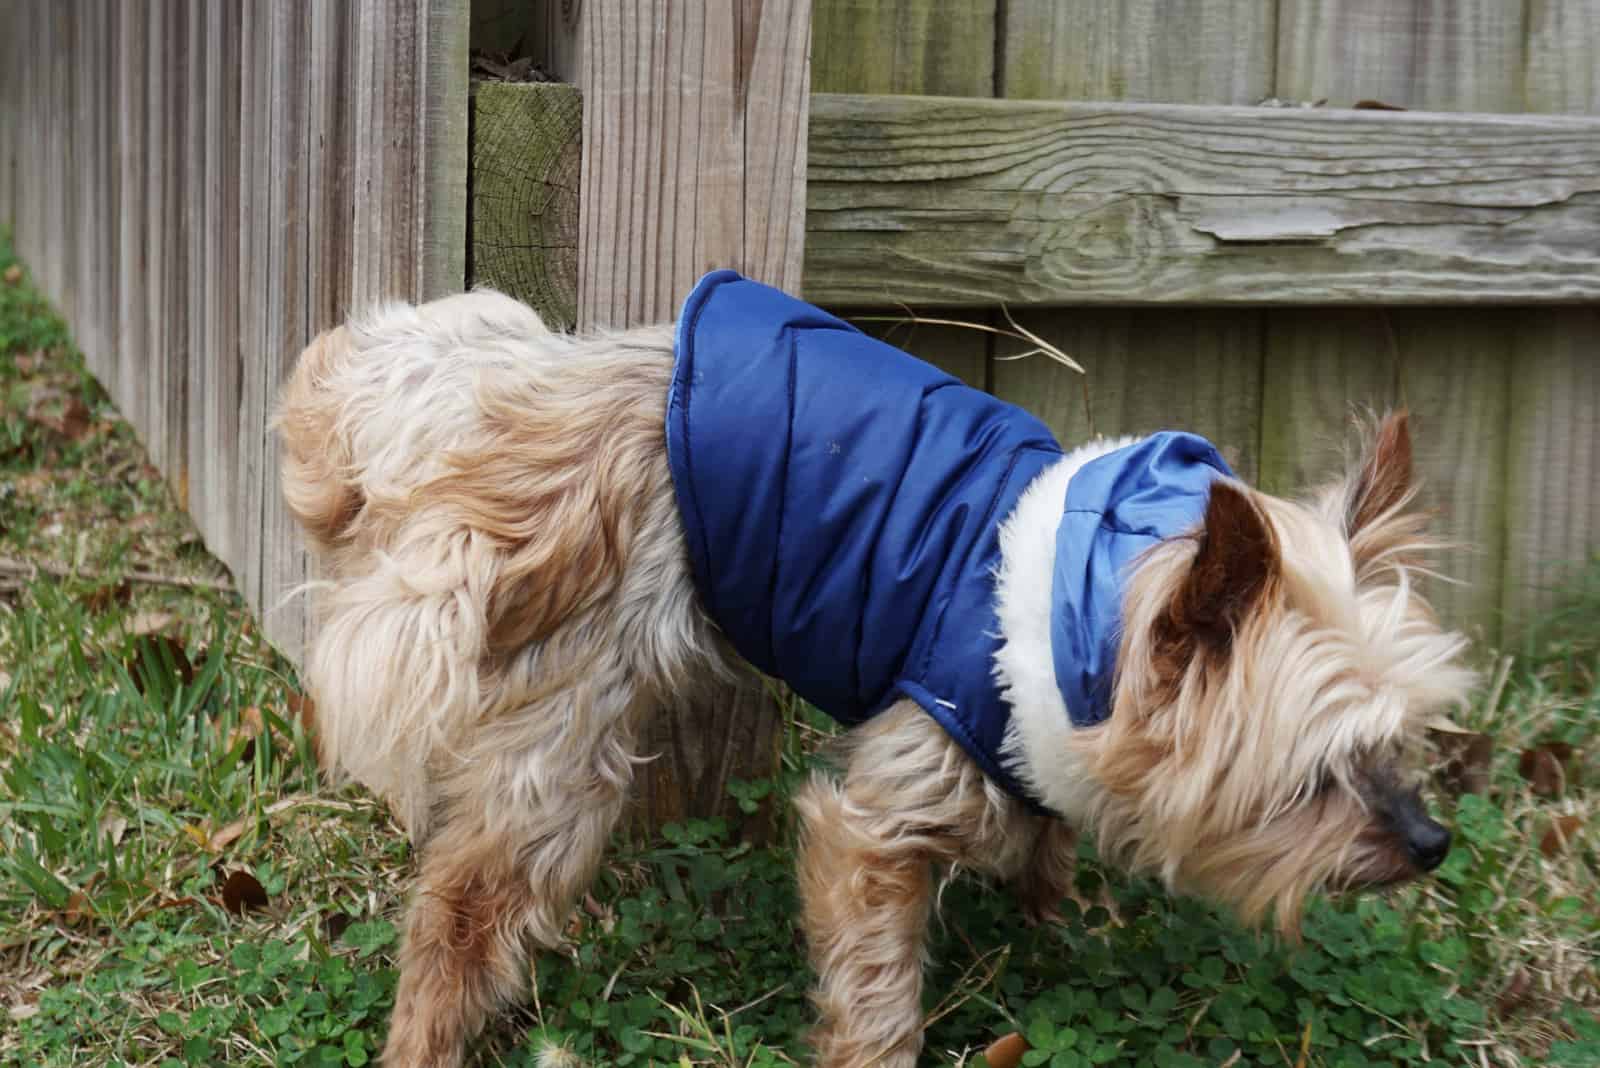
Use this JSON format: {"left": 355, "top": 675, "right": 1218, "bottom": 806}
{"left": 4, "top": 0, "right": 1599, "bottom": 673}
{"left": 475, "top": 0, "right": 1600, "bottom": 647}
{"left": 0, "top": 0, "right": 469, "bottom": 661}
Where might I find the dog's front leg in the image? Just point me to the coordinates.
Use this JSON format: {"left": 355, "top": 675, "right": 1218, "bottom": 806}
{"left": 1013, "top": 818, "right": 1079, "bottom": 926}
{"left": 796, "top": 769, "right": 940, "bottom": 1067}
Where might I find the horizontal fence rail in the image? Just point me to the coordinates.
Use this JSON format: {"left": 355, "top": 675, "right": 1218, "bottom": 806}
{"left": 803, "top": 93, "right": 1600, "bottom": 307}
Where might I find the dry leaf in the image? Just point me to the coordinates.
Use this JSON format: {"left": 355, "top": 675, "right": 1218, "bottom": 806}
{"left": 1353, "top": 99, "right": 1407, "bottom": 110}
{"left": 207, "top": 816, "right": 251, "bottom": 854}
{"left": 126, "top": 513, "right": 160, "bottom": 533}
{"left": 98, "top": 812, "right": 128, "bottom": 847}
{"left": 2, "top": 264, "right": 23, "bottom": 285}
{"left": 1539, "top": 815, "right": 1584, "bottom": 857}
{"left": 54, "top": 395, "right": 92, "bottom": 441}
{"left": 982, "top": 1032, "right": 1029, "bottom": 1068}
{"left": 61, "top": 890, "right": 94, "bottom": 928}
{"left": 1495, "top": 967, "right": 1533, "bottom": 1017}
{"left": 225, "top": 704, "right": 267, "bottom": 759}
{"left": 221, "top": 869, "right": 269, "bottom": 915}
{"left": 13, "top": 351, "right": 38, "bottom": 376}
{"left": 12, "top": 471, "right": 52, "bottom": 495}
{"left": 81, "top": 579, "right": 133, "bottom": 613}
{"left": 1519, "top": 743, "right": 1573, "bottom": 798}
{"left": 1432, "top": 728, "right": 1494, "bottom": 796}
{"left": 8, "top": 1002, "right": 40, "bottom": 1022}
{"left": 126, "top": 611, "right": 177, "bottom": 637}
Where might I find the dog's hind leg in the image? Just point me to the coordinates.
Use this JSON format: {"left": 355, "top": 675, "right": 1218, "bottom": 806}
{"left": 380, "top": 678, "right": 644, "bottom": 1068}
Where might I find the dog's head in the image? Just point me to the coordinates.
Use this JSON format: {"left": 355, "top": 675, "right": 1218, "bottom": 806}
{"left": 1079, "top": 412, "right": 1475, "bottom": 934}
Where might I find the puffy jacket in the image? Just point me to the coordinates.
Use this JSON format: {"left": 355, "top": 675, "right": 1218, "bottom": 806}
{"left": 665, "top": 271, "right": 1232, "bottom": 807}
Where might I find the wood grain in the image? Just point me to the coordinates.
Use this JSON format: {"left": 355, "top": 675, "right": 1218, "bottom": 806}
{"left": 812, "top": 0, "right": 996, "bottom": 98}
{"left": 991, "top": 0, "right": 1270, "bottom": 493}
{"left": 576, "top": 0, "right": 812, "bottom": 327}
{"left": 1502, "top": 309, "right": 1600, "bottom": 630}
{"left": 804, "top": 93, "right": 1600, "bottom": 308}
{"left": 571, "top": 0, "right": 812, "bottom": 833}
{"left": 471, "top": 82, "right": 583, "bottom": 331}
{"left": 1268, "top": 0, "right": 1526, "bottom": 642}
{"left": 1002, "top": 0, "right": 1274, "bottom": 103}
{"left": 1276, "top": 0, "right": 1525, "bottom": 111}
{"left": 0, "top": 0, "right": 470, "bottom": 665}
{"left": 810, "top": 0, "right": 1001, "bottom": 384}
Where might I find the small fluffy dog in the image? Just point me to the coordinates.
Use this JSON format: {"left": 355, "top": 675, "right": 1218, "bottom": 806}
{"left": 276, "top": 272, "right": 1475, "bottom": 1068}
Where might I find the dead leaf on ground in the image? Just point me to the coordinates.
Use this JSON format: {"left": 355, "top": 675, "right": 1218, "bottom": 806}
{"left": 1431, "top": 727, "right": 1494, "bottom": 796}
{"left": 126, "top": 610, "right": 177, "bottom": 637}
{"left": 1519, "top": 743, "right": 1575, "bottom": 798}
{"left": 206, "top": 815, "right": 252, "bottom": 854}
{"left": 982, "top": 1032, "right": 1029, "bottom": 1068}
{"left": 11, "top": 471, "right": 53, "bottom": 495}
{"left": 7, "top": 1001, "right": 40, "bottom": 1022}
{"left": 98, "top": 811, "right": 128, "bottom": 847}
{"left": 1495, "top": 967, "right": 1534, "bottom": 1017}
{"left": 126, "top": 513, "right": 161, "bottom": 533}
{"left": 226, "top": 705, "right": 266, "bottom": 762}
{"left": 1539, "top": 815, "right": 1585, "bottom": 857}
{"left": 323, "top": 910, "right": 354, "bottom": 942}
{"left": 81, "top": 579, "right": 133, "bottom": 613}
{"left": 220, "top": 869, "right": 270, "bottom": 915}
{"left": 3, "top": 264, "right": 23, "bottom": 285}
{"left": 13, "top": 351, "right": 39, "bottom": 376}
{"left": 61, "top": 890, "right": 94, "bottom": 928}
{"left": 53, "top": 395, "right": 92, "bottom": 441}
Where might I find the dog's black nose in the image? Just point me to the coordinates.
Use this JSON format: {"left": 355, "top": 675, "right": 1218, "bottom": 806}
{"left": 1404, "top": 818, "right": 1451, "bottom": 871}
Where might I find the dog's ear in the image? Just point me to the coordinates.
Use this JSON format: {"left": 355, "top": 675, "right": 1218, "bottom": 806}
{"left": 1170, "top": 481, "right": 1280, "bottom": 650}
{"left": 1342, "top": 410, "right": 1433, "bottom": 579}
{"left": 1346, "top": 410, "right": 1414, "bottom": 537}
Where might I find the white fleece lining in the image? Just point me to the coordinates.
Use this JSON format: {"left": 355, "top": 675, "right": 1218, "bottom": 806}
{"left": 993, "top": 437, "right": 1136, "bottom": 822}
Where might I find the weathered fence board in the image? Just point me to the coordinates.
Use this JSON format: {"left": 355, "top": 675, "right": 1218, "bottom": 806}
{"left": 1266, "top": 0, "right": 1600, "bottom": 642}
{"left": 576, "top": 0, "right": 812, "bottom": 326}
{"left": 1002, "top": 0, "right": 1274, "bottom": 103}
{"left": 989, "top": 0, "right": 1270, "bottom": 503}
{"left": 813, "top": 0, "right": 996, "bottom": 98}
{"left": 804, "top": 93, "right": 1600, "bottom": 308}
{"left": 809, "top": 0, "right": 1000, "bottom": 385}
{"left": 0, "top": 0, "right": 469, "bottom": 663}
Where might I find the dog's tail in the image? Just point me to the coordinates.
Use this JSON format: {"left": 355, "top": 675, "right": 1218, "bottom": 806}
{"left": 276, "top": 324, "right": 366, "bottom": 549}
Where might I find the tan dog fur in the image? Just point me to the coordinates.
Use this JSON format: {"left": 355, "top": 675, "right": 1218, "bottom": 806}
{"left": 275, "top": 290, "right": 1474, "bottom": 1067}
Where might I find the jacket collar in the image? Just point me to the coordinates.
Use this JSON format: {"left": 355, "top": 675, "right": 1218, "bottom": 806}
{"left": 1050, "top": 432, "right": 1234, "bottom": 726}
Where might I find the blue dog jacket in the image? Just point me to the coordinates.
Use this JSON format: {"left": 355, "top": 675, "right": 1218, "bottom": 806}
{"left": 665, "top": 270, "right": 1232, "bottom": 807}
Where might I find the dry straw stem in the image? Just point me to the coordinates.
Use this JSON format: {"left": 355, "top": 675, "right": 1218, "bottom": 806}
{"left": 850, "top": 305, "right": 1085, "bottom": 376}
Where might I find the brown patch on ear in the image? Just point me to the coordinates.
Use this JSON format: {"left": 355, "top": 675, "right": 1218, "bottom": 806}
{"left": 1347, "top": 409, "right": 1414, "bottom": 535}
{"left": 1175, "top": 481, "right": 1280, "bottom": 649}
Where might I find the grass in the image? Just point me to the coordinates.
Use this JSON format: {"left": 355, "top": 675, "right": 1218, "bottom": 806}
{"left": 0, "top": 229, "right": 1596, "bottom": 1067}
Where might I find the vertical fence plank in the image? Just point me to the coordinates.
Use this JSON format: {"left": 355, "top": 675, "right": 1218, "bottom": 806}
{"left": 812, "top": 0, "right": 995, "bottom": 97}
{"left": 575, "top": 0, "right": 813, "bottom": 832}
{"left": 1277, "top": 0, "right": 1525, "bottom": 110}
{"left": 1270, "top": 0, "right": 1527, "bottom": 641}
{"left": 1002, "top": 0, "right": 1274, "bottom": 102}
{"left": 256, "top": 2, "right": 311, "bottom": 657}
{"left": 992, "top": 0, "right": 1270, "bottom": 483}
{"left": 809, "top": 0, "right": 995, "bottom": 384}
{"left": 116, "top": 1, "right": 149, "bottom": 450}
{"left": 1502, "top": 4, "right": 1600, "bottom": 632}
{"left": 0, "top": 0, "right": 468, "bottom": 668}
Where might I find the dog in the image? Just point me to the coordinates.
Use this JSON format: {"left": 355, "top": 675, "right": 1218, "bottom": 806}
{"left": 275, "top": 271, "right": 1475, "bottom": 1068}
